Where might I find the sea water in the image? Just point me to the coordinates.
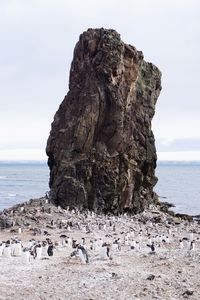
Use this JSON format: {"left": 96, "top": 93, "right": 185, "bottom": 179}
{"left": 0, "top": 161, "right": 199, "bottom": 215}
{"left": 155, "top": 161, "right": 200, "bottom": 216}
{"left": 0, "top": 161, "right": 49, "bottom": 211}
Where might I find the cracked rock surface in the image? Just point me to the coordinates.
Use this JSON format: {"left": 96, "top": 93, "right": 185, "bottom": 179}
{"left": 46, "top": 28, "right": 162, "bottom": 213}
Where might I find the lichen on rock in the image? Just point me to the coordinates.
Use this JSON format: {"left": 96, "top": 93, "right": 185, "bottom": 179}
{"left": 46, "top": 28, "right": 162, "bottom": 214}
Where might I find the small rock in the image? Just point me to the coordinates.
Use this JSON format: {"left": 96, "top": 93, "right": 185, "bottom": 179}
{"left": 182, "top": 290, "right": 194, "bottom": 297}
{"left": 111, "top": 272, "right": 119, "bottom": 278}
{"left": 147, "top": 274, "right": 155, "bottom": 280}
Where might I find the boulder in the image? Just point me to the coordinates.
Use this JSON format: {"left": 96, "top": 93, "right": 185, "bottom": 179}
{"left": 46, "top": 28, "right": 162, "bottom": 214}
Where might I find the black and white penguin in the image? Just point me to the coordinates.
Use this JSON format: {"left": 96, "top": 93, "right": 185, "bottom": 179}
{"left": 147, "top": 242, "right": 156, "bottom": 254}
{"left": 41, "top": 241, "right": 49, "bottom": 258}
{"left": 72, "top": 240, "right": 78, "bottom": 249}
{"left": 89, "top": 240, "right": 93, "bottom": 251}
{"left": 179, "top": 239, "right": 184, "bottom": 249}
{"left": 22, "top": 247, "right": 31, "bottom": 263}
{"left": 130, "top": 240, "right": 136, "bottom": 250}
{"left": 3, "top": 242, "right": 11, "bottom": 258}
{"left": 0, "top": 241, "right": 6, "bottom": 256}
{"left": 13, "top": 240, "right": 22, "bottom": 257}
{"left": 135, "top": 241, "right": 140, "bottom": 251}
{"left": 189, "top": 240, "right": 195, "bottom": 251}
{"left": 112, "top": 239, "right": 120, "bottom": 252}
{"left": 81, "top": 237, "right": 86, "bottom": 246}
{"left": 47, "top": 243, "right": 54, "bottom": 256}
{"left": 99, "top": 243, "right": 111, "bottom": 260}
{"left": 77, "top": 245, "right": 89, "bottom": 264}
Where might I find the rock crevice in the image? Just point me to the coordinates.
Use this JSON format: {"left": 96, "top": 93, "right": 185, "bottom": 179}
{"left": 46, "top": 28, "right": 162, "bottom": 214}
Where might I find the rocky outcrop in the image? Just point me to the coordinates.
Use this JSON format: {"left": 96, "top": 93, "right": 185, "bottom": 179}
{"left": 46, "top": 28, "right": 161, "bottom": 214}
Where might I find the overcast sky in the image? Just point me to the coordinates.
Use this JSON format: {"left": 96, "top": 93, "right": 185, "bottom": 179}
{"left": 0, "top": 0, "right": 200, "bottom": 161}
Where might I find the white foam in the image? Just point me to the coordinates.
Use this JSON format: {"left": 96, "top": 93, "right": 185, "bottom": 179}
{"left": 7, "top": 193, "right": 17, "bottom": 197}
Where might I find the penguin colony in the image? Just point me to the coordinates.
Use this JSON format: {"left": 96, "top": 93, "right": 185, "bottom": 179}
{"left": 0, "top": 207, "right": 199, "bottom": 265}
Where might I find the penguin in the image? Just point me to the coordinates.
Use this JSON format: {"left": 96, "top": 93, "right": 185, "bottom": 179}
{"left": 98, "top": 224, "right": 102, "bottom": 230}
{"left": 135, "top": 241, "right": 140, "bottom": 251}
{"left": 99, "top": 243, "right": 109, "bottom": 260}
{"left": 0, "top": 242, "right": 4, "bottom": 256}
{"left": 124, "top": 235, "right": 129, "bottom": 246}
{"left": 22, "top": 248, "right": 31, "bottom": 263}
{"left": 81, "top": 237, "right": 86, "bottom": 246}
{"left": 93, "top": 239, "right": 99, "bottom": 253}
{"left": 98, "top": 238, "right": 103, "bottom": 247}
{"left": 89, "top": 240, "right": 93, "bottom": 251}
{"left": 36, "top": 244, "right": 42, "bottom": 259}
{"left": 3, "top": 243, "right": 11, "bottom": 258}
{"left": 189, "top": 240, "right": 195, "bottom": 251}
{"left": 130, "top": 240, "right": 136, "bottom": 250}
{"left": 41, "top": 242, "right": 49, "bottom": 258}
{"left": 60, "top": 234, "right": 67, "bottom": 247}
{"left": 77, "top": 245, "right": 89, "bottom": 264}
{"left": 47, "top": 243, "right": 54, "bottom": 256}
{"left": 30, "top": 244, "right": 37, "bottom": 259}
{"left": 168, "top": 228, "right": 172, "bottom": 236}
{"left": 13, "top": 241, "right": 22, "bottom": 257}
{"left": 190, "top": 232, "right": 194, "bottom": 241}
{"left": 147, "top": 242, "right": 156, "bottom": 254}
{"left": 179, "top": 239, "right": 184, "bottom": 249}
{"left": 117, "top": 238, "right": 121, "bottom": 251}
{"left": 112, "top": 240, "right": 119, "bottom": 252}
{"left": 72, "top": 240, "right": 78, "bottom": 249}
{"left": 66, "top": 237, "right": 72, "bottom": 248}
{"left": 11, "top": 240, "right": 16, "bottom": 256}
{"left": 28, "top": 239, "right": 35, "bottom": 248}
{"left": 147, "top": 235, "right": 152, "bottom": 245}
{"left": 66, "top": 225, "right": 71, "bottom": 232}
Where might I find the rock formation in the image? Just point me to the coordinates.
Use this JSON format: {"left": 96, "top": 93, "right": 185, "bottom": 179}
{"left": 46, "top": 28, "right": 162, "bottom": 214}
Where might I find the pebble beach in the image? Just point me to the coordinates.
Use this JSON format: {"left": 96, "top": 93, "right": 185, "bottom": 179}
{"left": 0, "top": 198, "right": 200, "bottom": 300}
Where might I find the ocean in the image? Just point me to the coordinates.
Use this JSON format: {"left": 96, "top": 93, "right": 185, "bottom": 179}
{"left": 0, "top": 161, "right": 199, "bottom": 215}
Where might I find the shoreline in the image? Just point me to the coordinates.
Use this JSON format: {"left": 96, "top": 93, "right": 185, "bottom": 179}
{"left": 0, "top": 198, "right": 200, "bottom": 299}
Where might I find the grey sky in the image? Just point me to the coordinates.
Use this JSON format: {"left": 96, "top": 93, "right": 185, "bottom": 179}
{"left": 0, "top": 0, "right": 200, "bottom": 160}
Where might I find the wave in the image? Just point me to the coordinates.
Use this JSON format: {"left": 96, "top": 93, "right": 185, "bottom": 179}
{"left": 7, "top": 193, "right": 17, "bottom": 197}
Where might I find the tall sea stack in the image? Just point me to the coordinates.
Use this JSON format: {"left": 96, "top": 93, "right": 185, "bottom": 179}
{"left": 46, "top": 28, "right": 162, "bottom": 214}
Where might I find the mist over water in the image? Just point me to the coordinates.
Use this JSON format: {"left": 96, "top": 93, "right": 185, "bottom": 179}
{"left": 0, "top": 161, "right": 199, "bottom": 215}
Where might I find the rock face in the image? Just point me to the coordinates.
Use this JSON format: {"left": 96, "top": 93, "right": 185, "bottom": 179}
{"left": 46, "top": 28, "right": 162, "bottom": 214}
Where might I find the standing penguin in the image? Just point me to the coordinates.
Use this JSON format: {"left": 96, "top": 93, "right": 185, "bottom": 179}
{"left": 147, "top": 242, "right": 156, "bottom": 254}
{"left": 130, "top": 240, "right": 136, "bottom": 250}
{"left": 22, "top": 248, "right": 31, "bottom": 263}
{"left": 3, "top": 242, "right": 11, "bottom": 258}
{"left": 0, "top": 242, "right": 6, "bottom": 256}
{"left": 99, "top": 243, "right": 110, "bottom": 260}
{"left": 77, "top": 245, "right": 89, "bottom": 264}
{"left": 47, "top": 243, "right": 54, "bottom": 256}
{"left": 13, "top": 240, "right": 22, "bottom": 257}
{"left": 179, "top": 239, "right": 184, "bottom": 249}
{"left": 36, "top": 244, "right": 42, "bottom": 260}
{"left": 189, "top": 240, "right": 195, "bottom": 251}
{"left": 41, "top": 241, "right": 49, "bottom": 258}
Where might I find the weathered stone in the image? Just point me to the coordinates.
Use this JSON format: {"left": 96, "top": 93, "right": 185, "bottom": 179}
{"left": 146, "top": 274, "right": 155, "bottom": 280}
{"left": 0, "top": 217, "right": 14, "bottom": 229}
{"left": 46, "top": 28, "right": 162, "bottom": 214}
